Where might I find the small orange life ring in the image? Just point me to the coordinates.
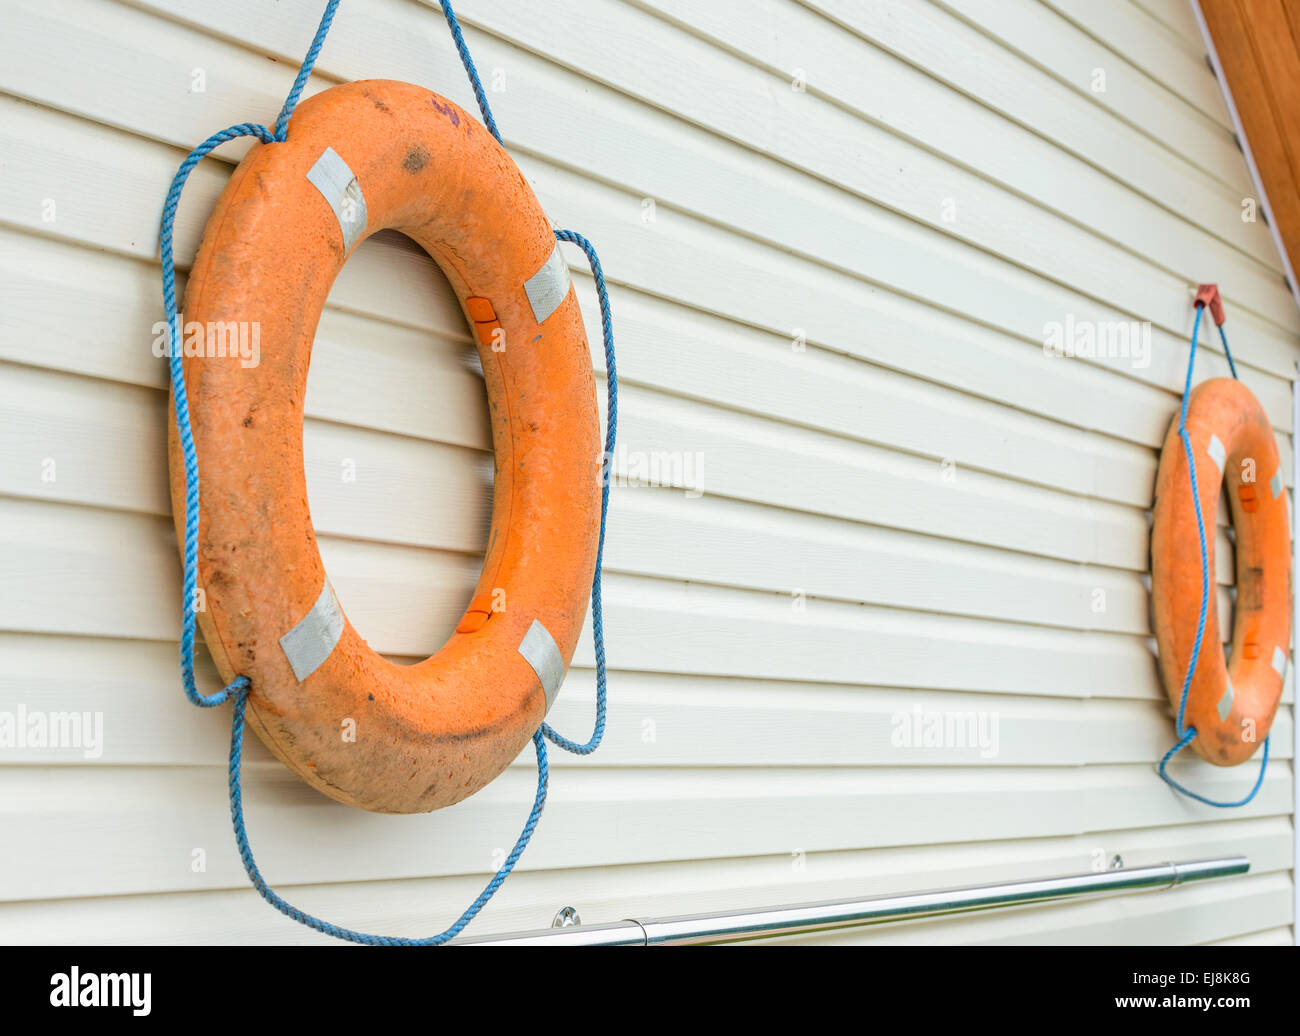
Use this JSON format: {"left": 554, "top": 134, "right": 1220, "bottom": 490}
{"left": 1151, "top": 377, "right": 1290, "bottom": 766}
{"left": 168, "top": 80, "right": 601, "bottom": 814}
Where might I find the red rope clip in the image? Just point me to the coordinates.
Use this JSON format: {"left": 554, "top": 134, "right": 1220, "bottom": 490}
{"left": 1194, "top": 283, "right": 1226, "bottom": 326}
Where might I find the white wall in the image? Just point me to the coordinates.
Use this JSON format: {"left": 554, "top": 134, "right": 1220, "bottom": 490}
{"left": 0, "top": 0, "right": 1295, "bottom": 944}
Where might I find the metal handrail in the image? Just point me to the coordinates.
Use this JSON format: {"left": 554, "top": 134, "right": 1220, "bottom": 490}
{"left": 455, "top": 856, "right": 1250, "bottom": 945}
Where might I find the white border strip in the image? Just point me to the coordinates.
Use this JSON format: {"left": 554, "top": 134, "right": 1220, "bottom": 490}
{"left": 1192, "top": 1, "right": 1300, "bottom": 318}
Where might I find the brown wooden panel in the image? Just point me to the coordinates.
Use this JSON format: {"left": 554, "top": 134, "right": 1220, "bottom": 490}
{"left": 1202, "top": 0, "right": 1300, "bottom": 290}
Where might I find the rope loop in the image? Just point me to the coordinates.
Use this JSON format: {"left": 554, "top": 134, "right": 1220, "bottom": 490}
{"left": 228, "top": 683, "right": 550, "bottom": 945}
{"left": 1157, "top": 298, "right": 1268, "bottom": 808}
{"left": 542, "top": 230, "right": 617, "bottom": 755}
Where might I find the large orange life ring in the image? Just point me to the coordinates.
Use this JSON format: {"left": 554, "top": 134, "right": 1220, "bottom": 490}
{"left": 168, "top": 80, "right": 601, "bottom": 814}
{"left": 1151, "top": 377, "right": 1290, "bottom": 766}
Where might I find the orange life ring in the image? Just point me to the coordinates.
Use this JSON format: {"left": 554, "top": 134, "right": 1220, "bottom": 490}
{"left": 1151, "top": 377, "right": 1290, "bottom": 766}
{"left": 168, "top": 80, "right": 601, "bottom": 814}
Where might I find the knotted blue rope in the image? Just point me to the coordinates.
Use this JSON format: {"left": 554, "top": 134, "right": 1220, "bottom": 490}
{"left": 274, "top": 0, "right": 341, "bottom": 142}
{"left": 1156, "top": 302, "right": 1270, "bottom": 807}
{"left": 161, "top": 0, "right": 615, "bottom": 942}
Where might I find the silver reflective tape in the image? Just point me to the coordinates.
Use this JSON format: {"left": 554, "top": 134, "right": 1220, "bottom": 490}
{"left": 1216, "top": 678, "right": 1234, "bottom": 723}
{"left": 279, "top": 581, "right": 345, "bottom": 682}
{"left": 1270, "top": 468, "right": 1283, "bottom": 500}
{"left": 518, "top": 619, "right": 564, "bottom": 712}
{"left": 1206, "top": 433, "right": 1226, "bottom": 474}
{"left": 1273, "top": 645, "right": 1288, "bottom": 678}
{"left": 306, "top": 147, "right": 367, "bottom": 253}
{"left": 523, "top": 244, "right": 571, "bottom": 325}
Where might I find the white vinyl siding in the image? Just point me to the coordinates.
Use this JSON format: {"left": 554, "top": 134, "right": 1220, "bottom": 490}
{"left": 0, "top": 0, "right": 1294, "bottom": 943}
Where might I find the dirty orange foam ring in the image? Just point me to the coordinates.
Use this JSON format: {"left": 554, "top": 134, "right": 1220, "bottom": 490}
{"left": 1151, "top": 377, "right": 1291, "bottom": 766}
{"left": 167, "top": 81, "right": 602, "bottom": 814}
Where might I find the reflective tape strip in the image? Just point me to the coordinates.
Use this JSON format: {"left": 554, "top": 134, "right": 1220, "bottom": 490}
{"left": 306, "top": 147, "right": 367, "bottom": 253}
{"left": 523, "top": 244, "right": 571, "bottom": 325}
{"left": 1206, "top": 433, "right": 1226, "bottom": 474}
{"left": 1273, "top": 645, "right": 1288, "bottom": 678}
{"left": 517, "top": 619, "right": 564, "bottom": 712}
{"left": 279, "top": 581, "right": 345, "bottom": 682}
{"left": 1270, "top": 468, "right": 1283, "bottom": 500}
{"left": 1216, "top": 678, "right": 1234, "bottom": 723}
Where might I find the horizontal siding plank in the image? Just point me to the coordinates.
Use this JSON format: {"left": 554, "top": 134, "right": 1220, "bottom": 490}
{"left": 11, "top": 0, "right": 1300, "bottom": 374}
{"left": 0, "top": 763, "right": 1290, "bottom": 902}
{"left": 150, "top": 0, "right": 1263, "bottom": 274}
{"left": 643, "top": 0, "right": 1272, "bottom": 291}
{"left": 10, "top": 353, "right": 1253, "bottom": 582}
{"left": 3, "top": 357, "right": 1207, "bottom": 635}
{"left": 456, "top": 0, "right": 1299, "bottom": 334}
{"left": 933, "top": 0, "right": 1244, "bottom": 192}
{"left": 1131, "top": 0, "right": 1205, "bottom": 52}
{"left": 0, "top": 298, "right": 1189, "bottom": 516}
{"left": 524, "top": 122, "right": 1300, "bottom": 404}
{"left": 9, "top": 225, "right": 1296, "bottom": 471}
{"left": 0, "top": 817, "right": 1288, "bottom": 941}
{"left": 0, "top": 360, "right": 1223, "bottom": 577}
{"left": 1, "top": 633, "right": 1290, "bottom": 768}
{"left": 1037, "top": 0, "right": 1231, "bottom": 129}
{"left": 0, "top": 456, "right": 1174, "bottom": 641}
{"left": 9, "top": 497, "right": 1283, "bottom": 705}
{"left": 807, "top": 0, "right": 1264, "bottom": 263}
{"left": 3, "top": 77, "right": 1296, "bottom": 432}
{"left": 3, "top": 356, "right": 1278, "bottom": 617}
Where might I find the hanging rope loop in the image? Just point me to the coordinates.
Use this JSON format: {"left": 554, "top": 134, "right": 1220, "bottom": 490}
{"left": 159, "top": 0, "right": 616, "bottom": 941}
{"left": 1157, "top": 290, "right": 1270, "bottom": 808}
{"left": 542, "top": 230, "right": 616, "bottom": 755}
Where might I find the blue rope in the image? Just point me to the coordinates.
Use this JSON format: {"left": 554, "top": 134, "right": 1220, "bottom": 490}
{"left": 274, "top": 0, "right": 340, "bottom": 141}
{"left": 1159, "top": 728, "right": 1270, "bottom": 808}
{"left": 438, "top": 0, "right": 502, "bottom": 144}
{"left": 544, "top": 231, "right": 616, "bottom": 755}
{"left": 160, "top": 122, "right": 274, "bottom": 708}
{"left": 160, "top": 0, "right": 617, "bottom": 941}
{"left": 229, "top": 687, "right": 549, "bottom": 945}
{"left": 1157, "top": 303, "right": 1269, "bottom": 807}
{"left": 1217, "top": 322, "right": 1238, "bottom": 381}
